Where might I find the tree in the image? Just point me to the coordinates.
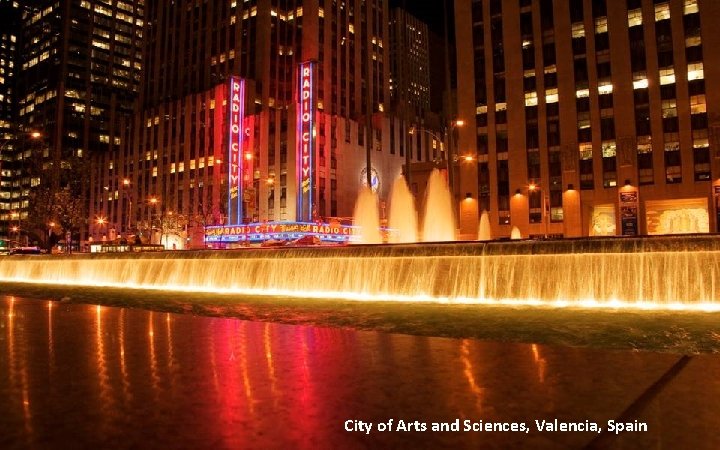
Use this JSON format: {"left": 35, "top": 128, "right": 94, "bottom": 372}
{"left": 158, "top": 211, "right": 187, "bottom": 249}
{"left": 26, "top": 153, "right": 89, "bottom": 252}
{"left": 52, "top": 187, "right": 86, "bottom": 253}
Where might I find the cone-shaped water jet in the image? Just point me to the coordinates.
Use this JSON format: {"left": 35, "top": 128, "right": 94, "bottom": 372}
{"left": 388, "top": 175, "right": 418, "bottom": 243}
{"left": 478, "top": 210, "right": 492, "bottom": 241}
{"left": 352, "top": 187, "right": 382, "bottom": 244}
{"left": 422, "top": 169, "right": 456, "bottom": 242}
{"left": 511, "top": 226, "right": 522, "bottom": 240}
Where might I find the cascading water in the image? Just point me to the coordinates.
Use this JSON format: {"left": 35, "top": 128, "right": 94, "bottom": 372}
{"left": 478, "top": 210, "right": 492, "bottom": 241}
{"left": 422, "top": 169, "right": 456, "bottom": 242}
{"left": 388, "top": 175, "right": 418, "bottom": 243}
{"left": 1, "top": 236, "right": 719, "bottom": 311}
{"left": 352, "top": 187, "right": 382, "bottom": 244}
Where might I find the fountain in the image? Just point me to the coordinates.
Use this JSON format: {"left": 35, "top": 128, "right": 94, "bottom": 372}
{"left": 478, "top": 210, "right": 492, "bottom": 241}
{"left": 511, "top": 226, "right": 522, "bottom": 240}
{"left": 1, "top": 236, "right": 719, "bottom": 310}
{"left": 352, "top": 187, "right": 382, "bottom": 244}
{"left": 422, "top": 169, "right": 456, "bottom": 242}
{"left": 388, "top": 175, "right": 418, "bottom": 243}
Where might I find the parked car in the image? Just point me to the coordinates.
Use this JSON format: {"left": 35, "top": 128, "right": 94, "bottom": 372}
{"left": 10, "top": 246, "right": 42, "bottom": 255}
{"left": 260, "top": 238, "right": 287, "bottom": 248}
{"left": 289, "top": 235, "right": 321, "bottom": 246}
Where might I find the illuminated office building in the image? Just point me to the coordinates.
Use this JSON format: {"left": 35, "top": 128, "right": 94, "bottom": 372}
{"left": 3, "top": 0, "right": 144, "bottom": 243}
{"left": 91, "top": 0, "right": 440, "bottom": 246}
{"left": 455, "top": 0, "right": 720, "bottom": 237}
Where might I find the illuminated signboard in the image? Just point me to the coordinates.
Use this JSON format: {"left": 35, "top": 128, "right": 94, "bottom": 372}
{"left": 297, "top": 61, "right": 317, "bottom": 222}
{"left": 228, "top": 76, "right": 246, "bottom": 225}
{"left": 205, "top": 222, "right": 356, "bottom": 243}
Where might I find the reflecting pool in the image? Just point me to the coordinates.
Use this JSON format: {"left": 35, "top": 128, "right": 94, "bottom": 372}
{"left": 1, "top": 297, "right": 719, "bottom": 449}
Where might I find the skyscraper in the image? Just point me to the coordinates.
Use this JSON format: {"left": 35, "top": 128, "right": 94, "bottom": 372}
{"left": 8, "top": 0, "right": 144, "bottom": 244}
{"left": 92, "top": 0, "right": 430, "bottom": 246}
{"left": 455, "top": 0, "right": 720, "bottom": 238}
{"left": 0, "top": 0, "right": 22, "bottom": 238}
{"left": 389, "top": 7, "right": 431, "bottom": 117}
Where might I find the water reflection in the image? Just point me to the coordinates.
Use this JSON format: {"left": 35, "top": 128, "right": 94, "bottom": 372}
{"left": 0, "top": 297, "right": 707, "bottom": 448}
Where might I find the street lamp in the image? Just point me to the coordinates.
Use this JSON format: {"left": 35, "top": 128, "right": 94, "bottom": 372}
{"left": 122, "top": 178, "right": 132, "bottom": 236}
{"left": 408, "top": 119, "right": 465, "bottom": 204}
{"left": 47, "top": 221, "right": 56, "bottom": 250}
{"left": 10, "top": 225, "right": 19, "bottom": 248}
{"left": 519, "top": 181, "right": 549, "bottom": 238}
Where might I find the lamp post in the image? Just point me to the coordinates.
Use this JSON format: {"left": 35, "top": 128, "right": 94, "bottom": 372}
{"left": 148, "top": 196, "right": 159, "bottom": 244}
{"left": 528, "top": 182, "right": 549, "bottom": 238}
{"left": 409, "top": 120, "right": 465, "bottom": 207}
{"left": 95, "top": 216, "right": 107, "bottom": 241}
{"left": 446, "top": 119, "right": 465, "bottom": 205}
{"left": 122, "top": 178, "right": 132, "bottom": 237}
{"left": 47, "top": 221, "right": 55, "bottom": 251}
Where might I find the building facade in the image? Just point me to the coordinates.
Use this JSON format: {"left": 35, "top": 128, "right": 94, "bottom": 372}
{"left": 0, "top": 0, "right": 23, "bottom": 239}
{"left": 455, "top": 0, "right": 720, "bottom": 238}
{"left": 91, "top": 0, "right": 440, "bottom": 246}
{"left": 0, "top": 0, "right": 145, "bottom": 245}
{"left": 389, "top": 7, "right": 431, "bottom": 117}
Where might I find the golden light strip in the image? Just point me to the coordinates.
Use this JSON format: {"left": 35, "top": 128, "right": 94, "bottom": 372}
{"left": 2, "top": 277, "right": 719, "bottom": 312}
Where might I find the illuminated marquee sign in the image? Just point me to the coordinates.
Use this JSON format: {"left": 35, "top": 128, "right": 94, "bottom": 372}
{"left": 206, "top": 222, "right": 354, "bottom": 238}
{"left": 228, "top": 76, "right": 246, "bottom": 225}
{"left": 297, "top": 61, "right": 317, "bottom": 222}
{"left": 205, "top": 222, "right": 356, "bottom": 243}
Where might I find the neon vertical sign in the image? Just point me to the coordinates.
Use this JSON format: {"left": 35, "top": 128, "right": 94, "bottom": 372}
{"left": 228, "top": 76, "right": 245, "bottom": 225}
{"left": 297, "top": 61, "right": 316, "bottom": 222}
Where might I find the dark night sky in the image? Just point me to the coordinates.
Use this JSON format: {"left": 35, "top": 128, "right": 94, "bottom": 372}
{"left": 388, "top": 0, "right": 449, "bottom": 36}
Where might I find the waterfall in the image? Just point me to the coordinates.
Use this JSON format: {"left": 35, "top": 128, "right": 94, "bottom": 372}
{"left": 1, "top": 236, "right": 719, "bottom": 310}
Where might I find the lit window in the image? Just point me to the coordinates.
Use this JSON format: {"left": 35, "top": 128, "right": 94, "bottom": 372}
{"left": 690, "top": 95, "right": 706, "bottom": 114}
{"left": 688, "top": 63, "right": 704, "bottom": 81}
{"left": 579, "top": 143, "right": 593, "bottom": 160}
{"left": 524, "top": 92, "right": 537, "bottom": 107}
{"left": 628, "top": 9, "right": 642, "bottom": 27}
{"left": 684, "top": 0, "right": 699, "bottom": 15}
{"left": 601, "top": 141, "right": 616, "bottom": 158}
{"left": 662, "top": 100, "right": 677, "bottom": 118}
{"left": 686, "top": 36, "right": 701, "bottom": 47}
{"left": 633, "top": 78, "right": 648, "bottom": 89}
{"left": 595, "top": 17, "right": 608, "bottom": 34}
{"left": 476, "top": 105, "right": 487, "bottom": 115}
{"left": 571, "top": 23, "right": 585, "bottom": 38}
{"left": 576, "top": 88, "right": 590, "bottom": 98}
{"left": 495, "top": 102, "right": 507, "bottom": 112}
{"left": 545, "top": 88, "right": 558, "bottom": 104}
{"left": 659, "top": 68, "right": 675, "bottom": 85}
{"left": 693, "top": 138, "right": 709, "bottom": 149}
{"left": 655, "top": 3, "right": 670, "bottom": 21}
{"left": 598, "top": 82, "right": 613, "bottom": 95}
{"left": 638, "top": 137, "right": 653, "bottom": 154}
